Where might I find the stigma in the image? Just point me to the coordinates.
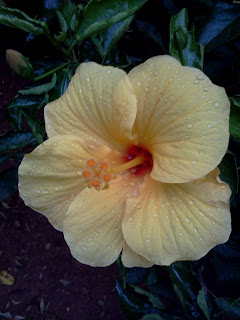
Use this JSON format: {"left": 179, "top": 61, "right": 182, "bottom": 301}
{"left": 82, "top": 145, "right": 153, "bottom": 191}
{"left": 82, "top": 159, "right": 113, "bottom": 190}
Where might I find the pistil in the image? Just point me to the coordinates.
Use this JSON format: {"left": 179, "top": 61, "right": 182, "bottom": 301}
{"left": 107, "top": 155, "right": 144, "bottom": 175}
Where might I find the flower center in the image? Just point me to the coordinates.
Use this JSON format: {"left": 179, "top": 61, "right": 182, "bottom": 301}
{"left": 82, "top": 145, "right": 153, "bottom": 190}
{"left": 124, "top": 145, "right": 153, "bottom": 176}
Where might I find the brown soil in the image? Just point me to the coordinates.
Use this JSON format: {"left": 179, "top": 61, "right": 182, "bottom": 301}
{"left": 0, "top": 60, "right": 127, "bottom": 320}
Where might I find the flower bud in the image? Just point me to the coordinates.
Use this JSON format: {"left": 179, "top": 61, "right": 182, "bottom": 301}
{"left": 6, "top": 49, "right": 34, "bottom": 80}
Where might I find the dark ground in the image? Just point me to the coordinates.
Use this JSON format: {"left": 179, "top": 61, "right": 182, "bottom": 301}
{"left": 0, "top": 60, "right": 127, "bottom": 320}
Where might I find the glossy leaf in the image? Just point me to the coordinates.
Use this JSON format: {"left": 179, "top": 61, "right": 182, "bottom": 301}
{"left": 169, "top": 8, "right": 204, "bottom": 70}
{"left": 18, "top": 73, "right": 57, "bottom": 95}
{"left": 219, "top": 151, "right": 239, "bottom": 200}
{"left": 76, "top": 0, "right": 147, "bottom": 41}
{"left": 229, "top": 95, "right": 240, "bottom": 140}
{"left": 0, "top": 132, "right": 36, "bottom": 153}
{"left": 92, "top": 16, "right": 133, "bottom": 58}
{"left": 0, "top": 6, "right": 49, "bottom": 34}
{"left": 215, "top": 297, "right": 240, "bottom": 319}
{"left": 0, "top": 168, "right": 18, "bottom": 202}
{"left": 197, "top": 287, "right": 210, "bottom": 320}
{"left": 130, "top": 285, "right": 166, "bottom": 310}
{"left": 198, "top": 2, "right": 240, "bottom": 52}
{"left": 169, "top": 262, "right": 205, "bottom": 319}
{"left": 22, "top": 112, "right": 46, "bottom": 144}
{"left": 6, "top": 95, "right": 45, "bottom": 130}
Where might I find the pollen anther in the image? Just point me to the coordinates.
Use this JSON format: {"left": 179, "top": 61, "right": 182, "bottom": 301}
{"left": 91, "top": 179, "right": 100, "bottom": 188}
{"left": 87, "top": 159, "right": 96, "bottom": 167}
{"left": 82, "top": 170, "right": 91, "bottom": 179}
{"left": 100, "top": 162, "right": 108, "bottom": 170}
{"left": 103, "top": 174, "right": 111, "bottom": 182}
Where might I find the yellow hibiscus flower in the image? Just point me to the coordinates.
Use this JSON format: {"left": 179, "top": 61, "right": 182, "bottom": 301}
{"left": 18, "top": 55, "right": 231, "bottom": 267}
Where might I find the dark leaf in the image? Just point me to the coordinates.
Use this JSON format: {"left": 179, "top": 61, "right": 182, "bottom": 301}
{"left": 130, "top": 285, "right": 166, "bottom": 310}
{"left": 215, "top": 297, "right": 240, "bottom": 319}
{"left": 0, "top": 132, "right": 36, "bottom": 153}
{"left": 0, "top": 168, "right": 18, "bottom": 202}
{"left": 48, "top": 68, "right": 72, "bottom": 101}
{"left": 140, "top": 315, "right": 169, "bottom": 320}
{"left": 6, "top": 95, "right": 46, "bottom": 130}
{"left": 0, "top": 6, "right": 49, "bottom": 34}
{"left": 19, "top": 73, "right": 57, "bottom": 95}
{"left": 76, "top": 0, "right": 147, "bottom": 41}
{"left": 126, "top": 267, "right": 147, "bottom": 284}
{"left": 219, "top": 151, "right": 238, "bottom": 200}
{"left": 22, "top": 112, "right": 46, "bottom": 144}
{"left": 0, "top": 154, "right": 11, "bottom": 166}
{"left": 92, "top": 15, "right": 133, "bottom": 58}
{"left": 169, "top": 8, "right": 204, "bottom": 70}
{"left": 230, "top": 95, "right": 240, "bottom": 140}
{"left": 198, "top": 2, "right": 240, "bottom": 52}
{"left": 197, "top": 287, "right": 210, "bottom": 320}
{"left": 169, "top": 262, "right": 205, "bottom": 319}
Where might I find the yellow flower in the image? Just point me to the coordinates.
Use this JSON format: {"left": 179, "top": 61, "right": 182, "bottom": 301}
{"left": 18, "top": 55, "right": 231, "bottom": 267}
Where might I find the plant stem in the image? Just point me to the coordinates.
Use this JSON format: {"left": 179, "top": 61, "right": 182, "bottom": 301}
{"left": 33, "top": 61, "right": 71, "bottom": 82}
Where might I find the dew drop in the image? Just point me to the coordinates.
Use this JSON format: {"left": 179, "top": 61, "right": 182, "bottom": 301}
{"left": 81, "top": 245, "right": 87, "bottom": 251}
{"left": 145, "top": 238, "right": 151, "bottom": 243}
{"left": 129, "top": 217, "right": 134, "bottom": 222}
{"left": 194, "top": 227, "right": 198, "bottom": 233}
{"left": 199, "top": 150, "right": 204, "bottom": 155}
{"left": 185, "top": 218, "right": 190, "bottom": 223}
{"left": 199, "top": 211, "right": 204, "bottom": 216}
{"left": 189, "top": 200, "right": 194, "bottom": 205}
{"left": 214, "top": 102, "right": 220, "bottom": 108}
{"left": 204, "top": 87, "right": 208, "bottom": 92}
{"left": 187, "top": 124, "right": 193, "bottom": 129}
{"left": 137, "top": 81, "right": 141, "bottom": 87}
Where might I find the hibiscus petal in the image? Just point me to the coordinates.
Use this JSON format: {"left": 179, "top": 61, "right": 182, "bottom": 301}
{"left": 128, "top": 55, "right": 230, "bottom": 183}
{"left": 63, "top": 176, "right": 140, "bottom": 267}
{"left": 45, "top": 62, "right": 137, "bottom": 151}
{"left": 122, "top": 169, "right": 231, "bottom": 266}
{"left": 121, "top": 243, "right": 153, "bottom": 268}
{"left": 18, "top": 135, "right": 120, "bottom": 231}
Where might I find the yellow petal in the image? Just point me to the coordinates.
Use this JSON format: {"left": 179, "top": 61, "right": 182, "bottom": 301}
{"left": 128, "top": 55, "right": 230, "bottom": 183}
{"left": 63, "top": 175, "right": 140, "bottom": 267}
{"left": 45, "top": 62, "right": 137, "bottom": 151}
{"left": 121, "top": 243, "right": 153, "bottom": 268}
{"left": 122, "top": 169, "right": 231, "bottom": 266}
{"left": 18, "top": 135, "right": 120, "bottom": 231}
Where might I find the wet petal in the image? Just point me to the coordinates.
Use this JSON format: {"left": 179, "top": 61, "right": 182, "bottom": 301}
{"left": 18, "top": 135, "right": 120, "bottom": 230}
{"left": 63, "top": 175, "right": 140, "bottom": 267}
{"left": 121, "top": 243, "right": 153, "bottom": 268}
{"left": 128, "top": 55, "right": 230, "bottom": 183}
{"left": 45, "top": 62, "right": 137, "bottom": 151}
{"left": 122, "top": 170, "right": 231, "bottom": 266}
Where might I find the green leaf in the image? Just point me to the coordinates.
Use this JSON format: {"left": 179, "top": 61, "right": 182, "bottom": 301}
{"left": 130, "top": 285, "right": 166, "bottom": 310}
{"left": 197, "top": 287, "right": 210, "bottom": 320}
{"left": 18, "top": 73, "right": 57, "bottom": 95}
{"left": 0, "top": 132, "right": 36, "bottom": 153}
{"left": 169, "top": 262, "right": 205, "bottom": 319}
{"left": 76, "top": 0, "right": 147, "bottom": 41}
{"left": 92, "top": 15, "right": 133, "bottom": 58}
{"left": 0, "top": 6, "right": 49, "bottom": 34}
{"left": 0, "top": 168, "right": 18, "bottom": 202}
{"left": 22, "top": 112, "right": 45, "bottom": 144}
{"left": 198, "top": 2, "right": 240, "bottom": 52}
{"left": 230, "top": 95, "right": 240, "bottom": 140}
{"left": 57, "top": 10, "right": 68, "bottom": 33}
{"left": 219, "top": 151, "right": 238, "bottom": 200}
{"left": 169, "top": 8, "right": 204, "bottom": 70}
{"left": 215, "top": 297, "right": 240, "bottom": 319}
{"left": 6, "top": 95, "right": 45, "bottom": 130}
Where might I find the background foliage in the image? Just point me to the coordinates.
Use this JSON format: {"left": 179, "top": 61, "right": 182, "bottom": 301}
{"left": 0, "top": 0, "right": 240, "bottom": 319}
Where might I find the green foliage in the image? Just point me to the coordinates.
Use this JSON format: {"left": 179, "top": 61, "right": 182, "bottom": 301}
{"left": 19, "top": 73, "right": 57, "bottom": 95}
{"left": 230, "top": 95, "right": 240, "bottom": 140}
{"left": 0, "top": 6, "right": 49, "bottom": 34}
{"left": 169, "top": 8, "right": 204, "bottom": 70}
{"left": 76, "top": 0, "right": 147, "bottom": 41}
{"left": 198, "top": 2, "right": 240, "bottom": 52}
{"left": 219, "top": 151, "right": 239, "bottom": 200}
